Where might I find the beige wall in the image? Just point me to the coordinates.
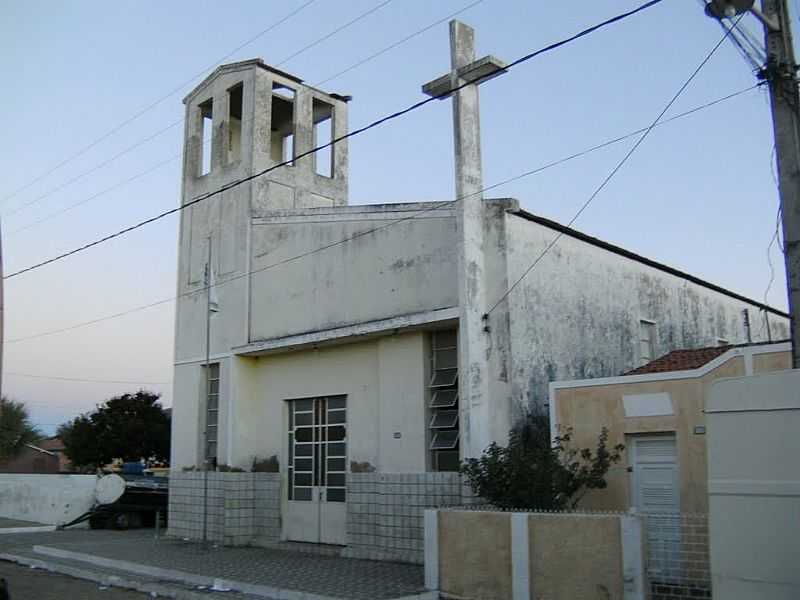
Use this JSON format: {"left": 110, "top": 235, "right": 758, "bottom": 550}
{"left": 439, "top": 511, "right": 512, "bottom": 600}
{"left": 553, "top": 349, "right": 790, "bottom": 513}
{"left": 436, "top": 510, "right": 624, "bottom": 600}
{"left": 529, "top": 514, "right": 622, "bottom": 600}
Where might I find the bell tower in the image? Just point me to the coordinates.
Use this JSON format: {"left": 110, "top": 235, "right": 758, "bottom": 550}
{"left": 175, "top": 59, "right": 350, "bottom": 363}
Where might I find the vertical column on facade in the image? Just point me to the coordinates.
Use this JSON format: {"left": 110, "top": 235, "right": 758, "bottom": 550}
{"left": 511, "top": 512, "right": 530, "bottom": 600}
{"left": 621, "top": 511, "right": 646, "bottom": 600}
{"left": 424, "top": 509, "right": 439, "bottom": 590}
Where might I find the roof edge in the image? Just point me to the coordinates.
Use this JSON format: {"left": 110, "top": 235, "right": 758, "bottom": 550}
{"left": 506, "top": 207, "right": 789, "bottom": 318}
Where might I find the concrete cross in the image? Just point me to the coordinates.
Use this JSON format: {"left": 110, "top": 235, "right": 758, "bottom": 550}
{"left": 422, "top": 21, "right": 507, "bottom": 458}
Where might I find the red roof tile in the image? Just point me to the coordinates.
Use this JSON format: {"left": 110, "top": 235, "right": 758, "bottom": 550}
{"left": 624, "top": 346, "right": 732, "bottom": 375}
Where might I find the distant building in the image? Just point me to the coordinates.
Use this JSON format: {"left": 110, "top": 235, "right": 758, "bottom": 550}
{"left": 0, "top": 443, "right": 59, "bottom": 474}
{"left": 37, "top": 437, "right": 72, "bottom": 472}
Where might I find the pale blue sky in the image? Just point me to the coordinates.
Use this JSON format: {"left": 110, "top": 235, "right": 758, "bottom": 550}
{"left": 0, "top": 0, "right": 791, "bottom": 434}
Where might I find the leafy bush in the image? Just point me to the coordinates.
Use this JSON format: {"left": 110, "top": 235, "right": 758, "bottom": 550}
{"left": 461, "top": 410, "right": 624, "bottom": 510}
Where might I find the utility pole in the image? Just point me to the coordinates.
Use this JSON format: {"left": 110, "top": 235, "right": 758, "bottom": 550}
{"left": 708, "top": 0, "right": 800, "bottom": 367}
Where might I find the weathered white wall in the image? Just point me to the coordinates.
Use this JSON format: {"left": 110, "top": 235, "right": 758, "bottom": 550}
{"left": 249, "top": 204, "right": 458, "bottom": 342}
{"left": 502, "top": 211, "right": 789, "bottom": 412}
{"left": 0, "top": 474, "right": 97, "bottom": 525}
{"left": 171, "top": 331, "right": 430, "bottom": 473}
{"left": 707, "top": 369, "right": 800, "bottom": 600}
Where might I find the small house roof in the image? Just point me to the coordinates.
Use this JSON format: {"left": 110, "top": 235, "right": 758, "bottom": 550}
{"left": 623, "top": 340, "right": 790, "bottom": 376}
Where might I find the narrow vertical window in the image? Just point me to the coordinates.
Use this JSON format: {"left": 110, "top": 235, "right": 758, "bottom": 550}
{"left": 312, "top": 98, "right": 333, "bottom": 177}
{"left": 639, "top": 320, "right": 656, "bottom": 366}
{"left": 271, "top": 83, "right": 295, "bottom": 165}
{"left": 227, "top": 84, "right": 243, "bottom": 164}
{"left": 205, "top": 363, "right": 220, "bottom": 463}
{"left": 429, "top": 330, "right": 459, "bottom": 471}
{"left": 199, "top": 99, "right": 213, "bottom": 176}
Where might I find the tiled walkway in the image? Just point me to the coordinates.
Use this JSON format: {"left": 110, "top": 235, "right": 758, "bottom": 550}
{"left": 0, "top": 529, "right": 427, "bottom": 600}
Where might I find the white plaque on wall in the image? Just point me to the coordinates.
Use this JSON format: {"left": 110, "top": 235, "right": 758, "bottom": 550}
{"left": 623, "top": 392, "right": 673, "bottom": 417}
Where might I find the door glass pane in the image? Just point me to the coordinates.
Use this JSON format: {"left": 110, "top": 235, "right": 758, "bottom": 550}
{"left": 295, "top": 472, "right": 312, "bottom": 487}
{"left": 327, "top": 457, "right": 345, "bottom": 472}
{"left": 327, "top": 425, "right": 346, "bottom": 441}
{"left": 327, "top": 442, "right": 345, "bottom": 457}
{"left": 295, "top": 427, "right": 313, "bottom": 442}
{"left": 327, "top": 473, "right": 345, "bottom": 487}
{"left": 294, "top": 487, "right": 312, "bottom": 501}
{"left": 328, "top": 396, "right": 346, "bottom": 410}
{"left": 295, "top": 443, "right": 312, "bottom": 457}
{"left": 327, "top": 488, "right": 345, "bottom": 502}
{"left": 327, "top": 410, "right": 346, "bottom": 424}
{"left": 295, "top": 458, "right": 312, "bottom": 472}
{"left": 294, "top": 399, "right": 313, "bottom": 411}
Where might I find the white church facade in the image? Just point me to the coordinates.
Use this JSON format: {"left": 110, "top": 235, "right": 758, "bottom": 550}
{"left": 167, "top": 30, "right": 788, "bottom": 558}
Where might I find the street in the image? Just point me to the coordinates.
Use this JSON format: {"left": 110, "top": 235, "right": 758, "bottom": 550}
{"left": 0, "top": 560, "right": 149, "bottom": 600}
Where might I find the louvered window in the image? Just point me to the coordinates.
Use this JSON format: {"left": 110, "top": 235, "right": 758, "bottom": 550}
{"left": 429, "top": 330, "right": 459, "bottom": 471}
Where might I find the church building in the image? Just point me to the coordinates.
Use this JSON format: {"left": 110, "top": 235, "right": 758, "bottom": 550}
{"left": 168, "top": 22, "right": 788, "bottom": 560}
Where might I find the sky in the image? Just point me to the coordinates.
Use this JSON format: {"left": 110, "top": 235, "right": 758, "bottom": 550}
{"left": 0, "top": 0, "right": 792, "bottom": 435}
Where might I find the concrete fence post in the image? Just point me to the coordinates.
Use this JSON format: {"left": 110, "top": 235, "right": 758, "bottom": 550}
{"left": 621, "top": 511, "right": 646, "bottom": 600}
{"left": 424, "top": 509, "right": 439, "bottom": 591}
{"left": 511, "top": 512, "right": 531, "bottom": 600}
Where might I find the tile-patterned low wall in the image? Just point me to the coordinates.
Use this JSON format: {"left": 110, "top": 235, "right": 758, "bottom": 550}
{"left": 344, "top": 472, "right": 474, "bottom": 564}
{"left": 167, "top": 471, "right": 280, "bottom": 546}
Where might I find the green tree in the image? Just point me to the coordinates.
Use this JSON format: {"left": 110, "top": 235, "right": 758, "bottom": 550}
{"left": 58, "top": 391, "right": 170, "bottom": 469}
{"left": 0, "top": 397, "right": 42, "bottom": 459}
{"left": 461, "top": 409, "right": 624, "bottom": 510}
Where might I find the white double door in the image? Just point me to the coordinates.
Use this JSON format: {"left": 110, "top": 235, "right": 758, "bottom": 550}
{"left": 285, "top": 396, "right": 347, "bottom": 545}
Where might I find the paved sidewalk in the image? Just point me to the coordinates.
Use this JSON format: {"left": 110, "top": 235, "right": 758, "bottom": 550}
{"left": 0, "top": 529, "right": 428, "bottom": 600}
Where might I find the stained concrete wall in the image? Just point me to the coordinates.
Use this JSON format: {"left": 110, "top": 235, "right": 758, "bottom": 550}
{"left": 0, "top": 474, "right": 97, "bottom": 525}
{"left": 504, "top": 210, "right": 788, "bottom": 413}
{"left": 248, "top": 204, "right": 458, "bottom": 342}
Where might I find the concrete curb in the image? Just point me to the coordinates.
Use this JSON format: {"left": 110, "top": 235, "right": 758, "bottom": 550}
{"left": 0, "top": 552, "right": 226, "bottom": 600}
{"left": 0, "top": 525, "right": 56, "bottom": 534}
{"left": 31, "top": 545, "right": 437, "bottom": 600}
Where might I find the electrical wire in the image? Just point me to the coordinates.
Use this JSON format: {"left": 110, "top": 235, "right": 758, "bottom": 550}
{"left": 8, "top": 0, "right": 484, "bottom": 237}
{"left": 0, "top": 0, "right": 317, "bottom": 208}
{"left": 485, "top": 14, "right": 743, "bottom": 317}
{"left": 315, "top": 0, "right": 484, "bottom": 86}
{"left": 3, "top": 0, "right": 666, "bottom": 280}
{"left": 276, "top": 0, "right": 395, "bottom": 67}
{"left": 4, "top": 83, "right": 757, "bottom": 345}
{"left": 5, "top": 372, "right": 171, "bottom": 385}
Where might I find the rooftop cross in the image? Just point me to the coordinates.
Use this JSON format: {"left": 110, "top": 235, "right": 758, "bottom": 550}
{"left": 422, "top": 21, "right": 507, "bottom": 457}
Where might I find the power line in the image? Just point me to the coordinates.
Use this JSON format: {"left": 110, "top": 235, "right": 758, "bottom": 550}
{"left": 315, "top": 0, "right": 483, "bottom": 86}
{"left": 4, "top": 0, "right": 666, "bottom": 280}
{"left": 0, "top": 0, "right": 317, "bottom": 208}
{"left": 5, "top": 84, "right": 756, "bottom": 345}
{"left": 276, "top": 0, "right": 395, "bottom": 67}
{"left": 9, "top": 1, "right": 482, "bottom": 237}
{"left": 485, "top": 14, "right": 742, "bottom": 316}
{"left": 6, "top": 372, "right": 171, "bottom": 385}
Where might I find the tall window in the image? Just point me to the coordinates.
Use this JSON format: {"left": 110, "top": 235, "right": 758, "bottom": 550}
{"left": 199, "top": 98, "right": 213, "bottom": 175}
{"left": 270, "top": 83, "right": 295, "bottom": 165}
{"left": 429, "top": 330, "right": 459, "bottom": 471}
{"left": 312, "top": 98, "right": 333, "bottom": 177}
{"left": 639, "top": 320, "right": 657, "bottom": 366}
{"left": 205, "top": 363, "right": 220, "bottom": 463}
{"left": 227, "top": 83, "right": 243, "bottom": 164}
